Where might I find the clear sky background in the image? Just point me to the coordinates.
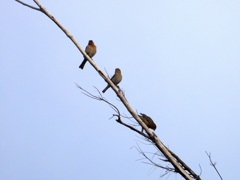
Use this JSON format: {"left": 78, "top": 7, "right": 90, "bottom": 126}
{"left": 1, "top": 0, "right": 240, "bottom": 179}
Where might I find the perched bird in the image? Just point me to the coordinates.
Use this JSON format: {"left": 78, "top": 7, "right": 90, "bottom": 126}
{"left": 102, "top": 68, "right": 122, "bottom": 93}
{"left": 139, "top": 113, "right": 157, "bottom": 132}
{"left": 79, "top": 40, "right": 97, "bottom": 69}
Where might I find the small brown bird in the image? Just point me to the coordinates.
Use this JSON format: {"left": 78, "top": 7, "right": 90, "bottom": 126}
{"left": 102, "top": 68, "right": 122, "bottom": 93}
{"left": 139, "top": 113, "right": 157, "bottom": 132}
{"left": 79, "top": 40, "right": 97, "bottom": 69}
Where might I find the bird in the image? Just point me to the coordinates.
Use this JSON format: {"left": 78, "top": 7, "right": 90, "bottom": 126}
{"left": 102, "top": 68, "right": 122, "bottom": 93}
{"left": 79, "top": 40, "right": 97, "bottom": 69}
{"left": 138, "top": 113, "right": 157, "bottom": 132}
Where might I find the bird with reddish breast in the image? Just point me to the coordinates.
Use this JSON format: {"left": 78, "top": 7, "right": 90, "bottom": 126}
{"left": 79, "top": 40, "right": 96, "bottom": 69}
{"left": 102, "top": 68, "right": 122, "bottom": 93}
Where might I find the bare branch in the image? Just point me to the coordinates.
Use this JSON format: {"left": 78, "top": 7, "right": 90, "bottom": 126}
{"left": 75, "top": 83, "right": 158, "bottom": 140}
{"left": 133, "top": 144, "right": 176, "bottom": 175}
{"left": 198, "top": 164, "right": 202, "bottom": 178}
{"left": 15, "top": 0, "right": 40, "bottom": 11}
{"left": 75, "top": 83, "right": 119, "bottom": 113}
{"left": 115, "top": 115, "right": 149, "bottom": 139}
{"left": 75, "top": 83, "right": 149, "bottom": 138}
{"left": 16, "top": 1, "right": 202, "bottom": 179}
{"left": 166, "top": 148, "right": 201, "bottom": 179}
{"left": 205, "top": 151, "right": 223, "bottom": 180}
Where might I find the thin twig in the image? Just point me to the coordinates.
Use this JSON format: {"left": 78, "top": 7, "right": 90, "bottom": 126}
{"left": 205, "top": 151, "right": 223, "bottom": 180}
{"left": 133, "top": 143, "right": 175, "bottom": 174}
{"left": 15, "top": 0, "right": 40, "bottom": 11}
{"left": 115, "top": 115, "right": 149, "bottom": 139}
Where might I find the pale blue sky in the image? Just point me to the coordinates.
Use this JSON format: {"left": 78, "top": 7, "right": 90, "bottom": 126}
{"left": 1, "top": 0, "right": 240, "bottom": 179}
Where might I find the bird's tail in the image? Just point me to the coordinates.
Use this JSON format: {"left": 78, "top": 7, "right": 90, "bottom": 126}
{"left": 79, "top": 59, "right": 87, "bottom": 69}
{"left": 102, "top": 85, "right": 110, "bottom": 93}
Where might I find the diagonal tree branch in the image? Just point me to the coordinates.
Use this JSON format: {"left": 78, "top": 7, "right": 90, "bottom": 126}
{"left": 16, "top": 1, "right": 201, "bottom": 179}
